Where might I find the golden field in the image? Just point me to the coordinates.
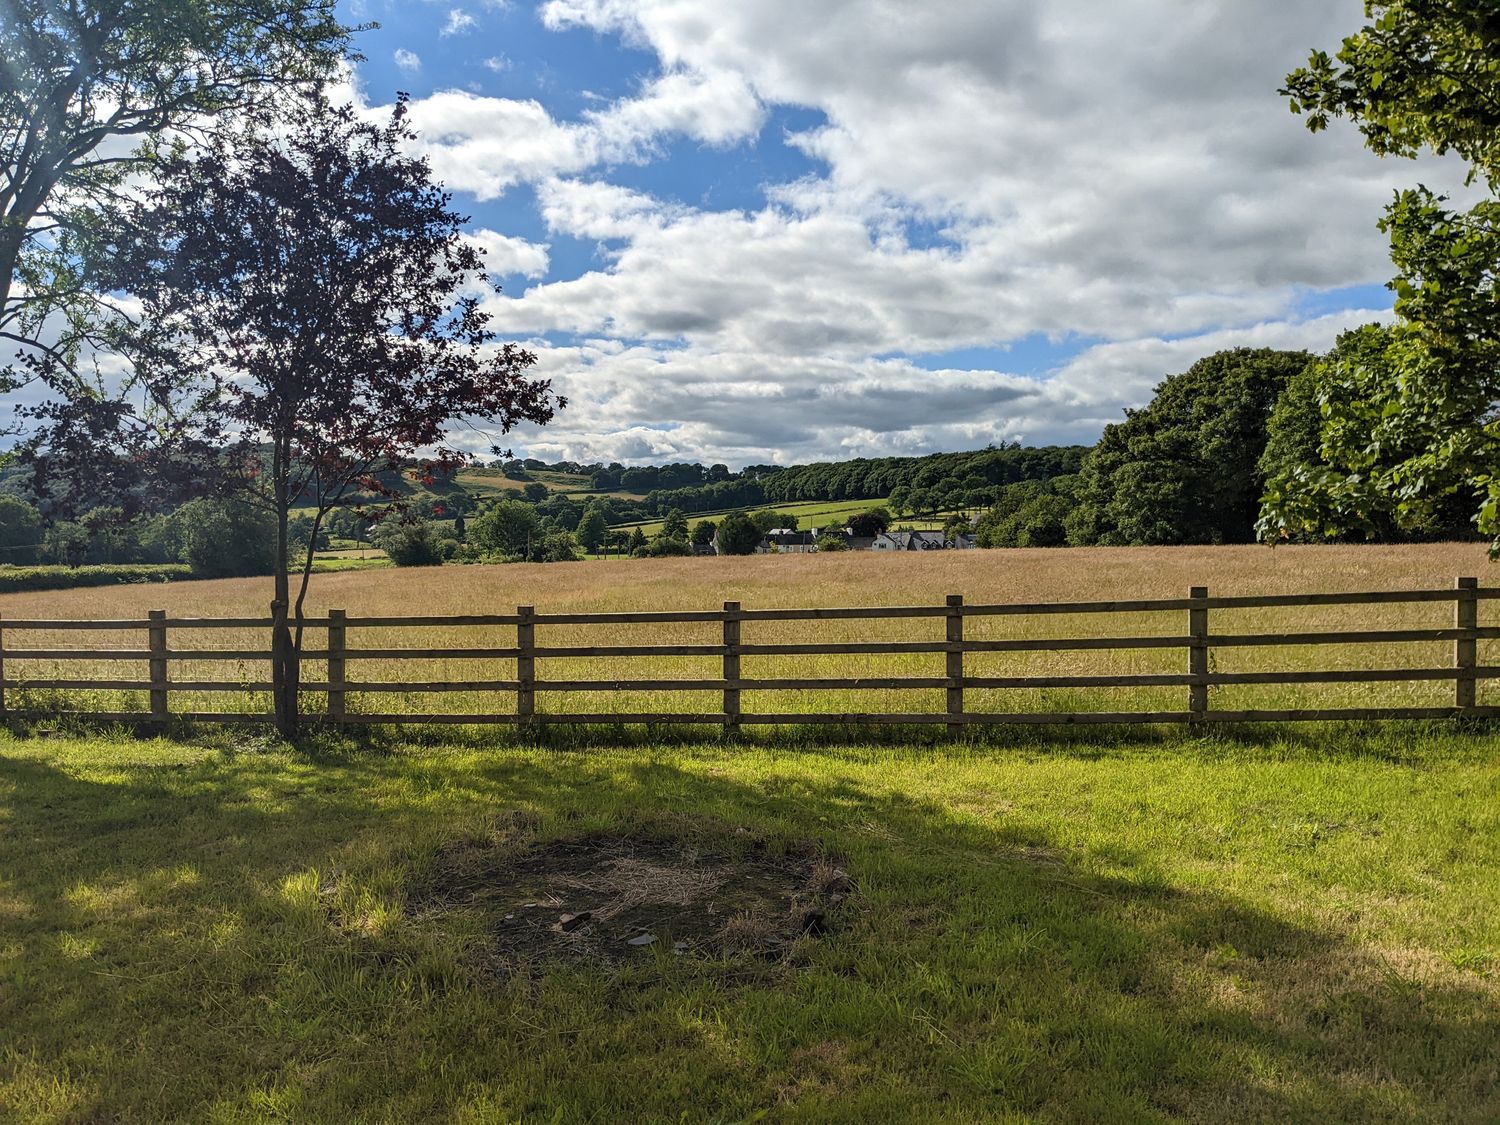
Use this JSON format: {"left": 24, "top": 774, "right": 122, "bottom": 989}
{"left": 1, "top": 542, "right": 1496, "bottom": 722}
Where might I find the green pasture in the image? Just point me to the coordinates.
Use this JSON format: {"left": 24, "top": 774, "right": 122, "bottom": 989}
{"left": 1, "top": 727, "right": 1495, "bottom": 1121}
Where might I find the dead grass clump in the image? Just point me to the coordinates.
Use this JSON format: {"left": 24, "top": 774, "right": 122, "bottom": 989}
{"left": 409, "top": 831, "right": 849, "bottom": 971}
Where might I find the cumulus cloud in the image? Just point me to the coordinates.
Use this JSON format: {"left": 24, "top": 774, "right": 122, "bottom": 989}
{"left": 362, "top": 0, "right": 1474, "bottom": 461}
{"left": 467, "top": 228, "right": 550, "bottom": 279}
{"left": 477, "top": 309, "right": 1390, "bottom": 465}
{"left": 393, "top": 48, "right": 421, "bottom": 73}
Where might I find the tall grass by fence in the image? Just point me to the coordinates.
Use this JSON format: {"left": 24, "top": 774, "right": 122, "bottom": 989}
{"left": 2, "top": 578, "right": 1498, "bottom": 730}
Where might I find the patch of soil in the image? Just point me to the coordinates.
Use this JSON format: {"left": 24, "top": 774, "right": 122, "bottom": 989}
{"left": 409, "top": 830, "right": 852, "bottom": 969}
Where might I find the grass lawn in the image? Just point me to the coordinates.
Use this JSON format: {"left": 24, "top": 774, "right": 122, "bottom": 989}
{"left": 1, "top": 725, "right": 1497, "bottom": 1121}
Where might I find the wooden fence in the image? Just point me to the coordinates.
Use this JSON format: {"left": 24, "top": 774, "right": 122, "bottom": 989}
{"left": 2, "top": 578, "right": 1500, "bottom": 730}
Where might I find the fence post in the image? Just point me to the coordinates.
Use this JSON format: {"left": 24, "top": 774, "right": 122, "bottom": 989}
{"left": 946, "top": 594, "right": 964, "bottom": 734}
{"left": 517, "top": 605, "right": 535, "bottom": 735}
{"left": 1188, "top": 586, "right": 1209, "bottom": 721}
{"left": 1456, "top": 576, "right": 1478, "bottom": 714}
{"left": 148, "top": 609, "right": 169, "bottom": 730}
{"left": 723, "top": 601, "right": 741, "bottom": 737}
{"left": 327, "top": 609, "right": 346, "bottom": 725}
{"left": 0, "top": 614, "right": 6, "bottom": 723}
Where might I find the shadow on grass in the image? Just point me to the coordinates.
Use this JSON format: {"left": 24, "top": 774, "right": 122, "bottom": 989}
{"left": 0, "top": 738, "right": 1495, "bottom": 1120}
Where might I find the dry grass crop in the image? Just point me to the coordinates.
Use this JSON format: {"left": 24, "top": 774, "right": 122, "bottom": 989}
{"left": 1, "top": 541, "right": 1495, "bottom": 724}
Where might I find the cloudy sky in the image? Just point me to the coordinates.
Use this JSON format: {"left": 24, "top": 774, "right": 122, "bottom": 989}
{"left": 341, "top": 0, "right": 1469, "bottom": 467}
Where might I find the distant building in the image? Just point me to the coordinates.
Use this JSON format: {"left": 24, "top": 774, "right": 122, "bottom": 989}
{"left": 872, "top": 530, "right": 975, "bottom": 551}
{"left": 758, "top": 530, "right": 817, "bottom": 554}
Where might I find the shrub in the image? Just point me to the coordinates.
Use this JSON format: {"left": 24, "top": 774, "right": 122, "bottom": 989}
{"left": 636, "top": 536, "right": 692, "bottom": 558}
{"left": 0, "top": 564, "right": 191, "bottom": 592}
{"left": 375, "top": 521, "right": 444, "bottom": 567}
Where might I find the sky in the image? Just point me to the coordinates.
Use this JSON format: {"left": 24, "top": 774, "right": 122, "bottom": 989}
{"left": 339, "top": 0, "right": 1473, "bottom": 467}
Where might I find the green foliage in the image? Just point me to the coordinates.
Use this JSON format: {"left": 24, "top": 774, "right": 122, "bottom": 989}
{"left": 816, "top": 529, "right": 850, "bottom": 551}
{"left": 0, "top": 496, "right": 42, "bottom": 564}
{"left": 848, "top": 508, "right": 892, "bottom": 537}
{"left": 1258, "top": 325, "right": 1479, "bottom": 544}
{"left": 1067, "top": 349, "right": 1312, "bottom": 546}
{"left": 1280, "top": 1, "right": 1500, "bottom": 549}
{"left": 627, "top": 527, "right": 647, "bottom": 554}
{"left": 749, "top": 509, "right": 793, "bottom": 535}
{"left": 661, "top": 509, "right": 689, "bottom": 540}
{"left": 715, "top": 512, "right": 761, "bottom": 555}
{"left": 176, "top": 500, "right": 277, "bottom": 578}
{"left": 470, "top": 500, "right": 541, "bottom": 558}
{"left": 375, "top": 522, "right": 444, "bottom": 568}
{"left": 689, "top": 519, "right": 718, "bottom": 546}
{"left": 522, "top": 482, "right": 549, "bottom": 503}
{"left": 576, "top": 506, "right": 608, "bottom": 552}
{"left": 635, "top": 536, "right": 692, "bottom": 558}
{"left": 0, "top": 563, "right": 190, "bottom": 591}
{"left": 538, "top": 531, "right": 581, "bottom": 563}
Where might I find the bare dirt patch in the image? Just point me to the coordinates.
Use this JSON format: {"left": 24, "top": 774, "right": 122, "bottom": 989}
{"left": 410, "top": 830, "right": 851, "bottom": 970}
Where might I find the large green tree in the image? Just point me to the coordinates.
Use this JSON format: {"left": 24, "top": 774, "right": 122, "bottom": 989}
{"left": 1267, "top": 0, "right": 1500, "bottom": 548}
{"left": 471, "top": 499, "right": 542, "bottom": 558}
{"left": 1067, "top": 349, "right": 1312, "bottom": 546}
{"left": 0, "top": 0, "right": 350, "bottom": 381}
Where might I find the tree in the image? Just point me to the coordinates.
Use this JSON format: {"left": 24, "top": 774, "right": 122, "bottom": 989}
{"left": 26, "top": 92, "right": 560, "bottom": 734}
{"left": 576, "top": 505, "right": 607, "bottom": 552}
{"left": 690, "top": 519, "right": 718, "bottom": 546}
{"left": 538, "top": 529, "right": 580, "bottom": 562}
{"left": 375, "top": 520, "right": 443, "bottom": 568}
{"left": 661, "top": 508, "right": 689, "bottom": 540}
{"left": 522, "top": 481, "right": 549, "bottom": 503}
{"left": 627, "top": 526, "right": 647, "bottom": 554}
{"left": 749, "top": 509, "right": 791, "bottom": 535}
{"left": 471, "top": 499, "right": 542, "bottom": 558}
{"left": 0, "top": 495, "right": 40, "bottom": 563}
{"left": 715, "top": 512, "right": 761, "bottom": 555}
{"left": 175, "top": 498, "right": 277, "bottom": 577}
{"left": 1258, "top": 325, "right": 1477, "bottom": 543}
{"left": 1272, "top": 2, "right": 1500, "bottom": 548}
{"left": 0, "top": 0, "right": 350, "bottom": 389}
{"left": 848, "top": 508, "right": 891, "bottom": 537}
{"left": 1067, "top": 349, "right": 1311, "bottom": 545}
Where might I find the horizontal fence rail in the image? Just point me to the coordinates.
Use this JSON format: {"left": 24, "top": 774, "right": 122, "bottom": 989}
{"left": 1, "top": 578, "right": 1498, "bottom": 731}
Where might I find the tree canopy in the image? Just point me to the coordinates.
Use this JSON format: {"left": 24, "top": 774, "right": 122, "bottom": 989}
{"left": 1269, "top": 0, "right": 1500, "bottom": 549}
{"left": 0, "top": 0, "right": 351, "bottom": 385}
{"left": 1067, "top": 349, "right": 1311, "bottom": 546}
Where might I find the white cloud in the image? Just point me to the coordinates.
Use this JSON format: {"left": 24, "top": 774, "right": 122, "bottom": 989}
{"left": 481, "top": 55, "right": 511, "bottom": 73}
{"left": 393, "top": 48, "right": 421, "bottom": 73}
{"left": 483, "top": 309, "right": 1389, "bottom": 465}
{"left": 441, "top": 8, "right": 476, "bottom": 36}
{"left": 359, "top": 0, "right": 1480, "bottom": 460}
{"left": 467, "top": 229, "right": 550, "bottom": 279}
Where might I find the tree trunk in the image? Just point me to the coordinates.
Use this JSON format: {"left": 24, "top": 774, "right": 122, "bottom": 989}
{"left": 270, "top": 448, "right": 299, "bottom": 738}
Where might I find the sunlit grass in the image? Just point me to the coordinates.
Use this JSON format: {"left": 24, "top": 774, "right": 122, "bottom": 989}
{"left": 0, "top": 727, "right": 1496, "bottom": 1119}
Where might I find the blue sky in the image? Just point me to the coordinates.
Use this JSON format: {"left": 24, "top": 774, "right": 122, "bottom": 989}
{"left": 333, "top": 1, "right": 1442, "bottom": 467}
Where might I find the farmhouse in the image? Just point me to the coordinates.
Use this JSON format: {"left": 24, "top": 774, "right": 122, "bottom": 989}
{"left": 757, "top": 529, "right": 817, "bottom": 554}
{"left": 872, "top": 530, "right": 975, "bottom": 551}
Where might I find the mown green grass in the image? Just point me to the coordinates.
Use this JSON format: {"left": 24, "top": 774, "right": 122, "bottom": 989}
{"left": 2, "top": 726, "right": 1497, "bottom": 1121}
